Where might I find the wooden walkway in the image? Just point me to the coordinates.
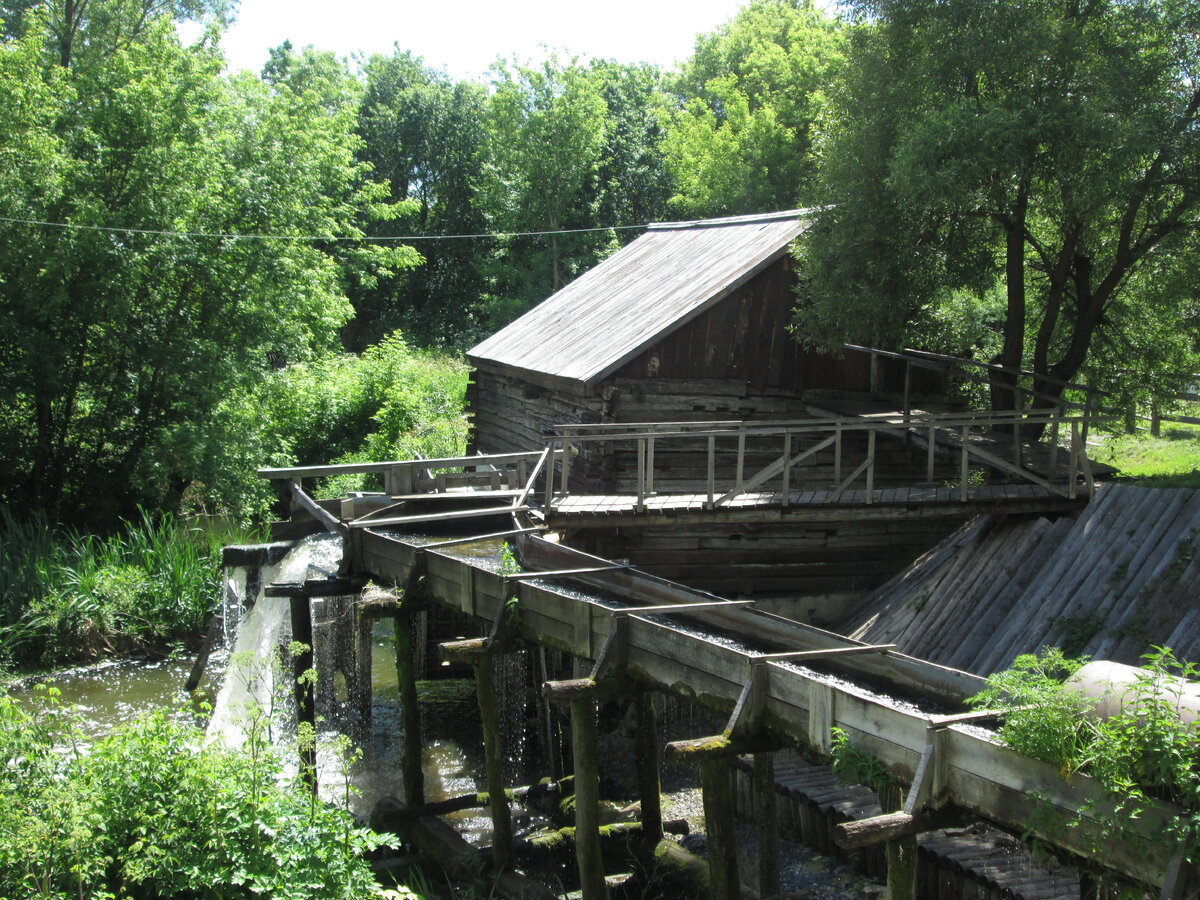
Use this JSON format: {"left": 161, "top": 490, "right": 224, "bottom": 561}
{"left": 546, "top": 483, "right": 1085, "bottom": 528}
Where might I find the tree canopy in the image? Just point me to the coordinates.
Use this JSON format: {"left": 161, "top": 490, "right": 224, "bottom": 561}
{"left": 0, "top": 2, "right": 416, "bottom": 522}
{"left": 796, "top": 0, "right": 1200, "bottom": 410}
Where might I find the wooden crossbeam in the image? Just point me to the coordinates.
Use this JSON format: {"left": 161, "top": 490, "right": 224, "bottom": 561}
{"left": 503, "top": 564, "right": 626, "bottom": 581}
{"left": 603, "top": 599, "right": 755, "bottom": 617}
{"left": 753, "top": 644, "right": 896, "bottom": 662}
{"left": 418, "top": 526, "right": 543, "bottom": 550}
{"left": 349, "top": 505, "right": 527, "bottom": 529}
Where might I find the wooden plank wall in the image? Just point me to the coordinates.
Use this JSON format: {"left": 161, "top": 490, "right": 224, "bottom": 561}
{"left": 573, "top": 517, "right": 959, "bottom": 625}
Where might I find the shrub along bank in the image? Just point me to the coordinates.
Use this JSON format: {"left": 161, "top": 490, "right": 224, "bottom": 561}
{"left": 0, "top": 508, "right": 223, "bottom": 671}
{"left": 0, "top": 690, "right": 415, "bottom": 900}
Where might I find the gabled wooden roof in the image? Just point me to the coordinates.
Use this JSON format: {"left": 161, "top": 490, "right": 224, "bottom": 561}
{"left": 468, "top": 209, "right": 812, "bottom": 389}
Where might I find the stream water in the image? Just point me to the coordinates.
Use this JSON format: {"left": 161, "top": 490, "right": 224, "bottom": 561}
{"left": 8, "top": 532, "right": 535, "bottom": 845}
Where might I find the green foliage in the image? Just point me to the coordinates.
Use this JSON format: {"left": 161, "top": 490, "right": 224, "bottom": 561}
{"left": 0, "top": 4, "right": 418, "bottom": 527}
{"left": 664, "top": 0, "right": 845, "bottom": 217}
{"left": 828, "top": 727, "right": 899, "bottom": 794}
{"left": 352, "top": 49, "right": 487, "bottom": 349}
{"left": 968, "top": 647, "right": 1089, "bottom": 775}
{"left": 1094, "top": 424, "right": 1200, "bottom": 488}
{"left": 797, "top": 0, "right": 1200, "bottom": 410}
{"left": 0, "top": 688, "right": 405, "bottom": 899}
{"left": 971, "top": 647, "right": 1200, "bottom": 865}
{"left": 0, "top": 508, "right": 218, "bottom": 669}
{"left": 188, "top": 333, "right": 468, "bottom": 517}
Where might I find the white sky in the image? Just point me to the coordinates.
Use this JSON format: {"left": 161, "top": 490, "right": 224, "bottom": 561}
{"left": 212, "top": 0, "right": 755, "bottom": 80}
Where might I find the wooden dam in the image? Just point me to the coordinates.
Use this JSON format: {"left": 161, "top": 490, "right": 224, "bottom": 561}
{"left": 232, "top": 407, "right": 1199, "bottom": 900}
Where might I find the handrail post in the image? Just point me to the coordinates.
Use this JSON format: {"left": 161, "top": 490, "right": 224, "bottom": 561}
{"left": 561, "top": 428, "right": 572, "bottom": 496}
{"left": 646, "top": 435, "right": 655, "bottom": 496}
{"left": 903, "top": 360, "right": 912, "bottom": 428}
{"left": 834, "top": 422, "right": 843, "bottom": 488}
{"left": 782, "top": 431, "right": 792, "bottom": 508}
{"left": 707, "top": 434, "right": 716, "bottom": 509}
{"left": 960, "top": 425, "right": 970, "bottom": 502}
{"left": 1012, "top": 390, "right": 1023, "bottom": 471}
{"left": 1048, "top": 405, "right": 1061, "bottom": 476}
{"left": 866, "top": 430, "right": 876, "bottom": 503}
{"left": 926, "top": 423, "right": 936, "bottom": 482}
{"left": 1070, "top": 421, "right": 1080, "bottom": 499}
{"left": 637, "top": 437, "right": 646, "bottom": 513}
{"left": 736, "top": 429, "right": 746, "bottom": 489}
{"left": 545, "top": 440, "right": 558, "bottom": 512}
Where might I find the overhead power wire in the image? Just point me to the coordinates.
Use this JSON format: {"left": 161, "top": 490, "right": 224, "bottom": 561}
{"left": 0, "top": 215, "right": 650, "bottom": 242}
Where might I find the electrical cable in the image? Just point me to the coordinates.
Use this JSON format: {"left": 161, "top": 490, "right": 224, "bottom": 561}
{"left": 0, "top": 215, "right": 650, "bottom": 242}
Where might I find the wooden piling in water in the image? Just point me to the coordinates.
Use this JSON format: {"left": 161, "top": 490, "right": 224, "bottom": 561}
{"left": 700, "top": 755, "right": 740, "bottom": 900}
{"left": 393, "top": 607, "right": 424, "bottom": 807}
{"left": 289, "top": 593, "right": 316, "bottom": 794}
{"left": 753, "top": 751, "right": 779, "bottom": 898}
{"left": 571, "top": 694, "right": 608, "bottom": 900}
{"left": 634, "top": 690, "right": 663, "bottom": 852}
{"left": 881, "top": 782, "right": 917, "bottom": 900}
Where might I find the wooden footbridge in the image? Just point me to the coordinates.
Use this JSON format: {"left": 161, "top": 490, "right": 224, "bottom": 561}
{"left": 246, "top": 413, "right": 1193, "bottom": 900}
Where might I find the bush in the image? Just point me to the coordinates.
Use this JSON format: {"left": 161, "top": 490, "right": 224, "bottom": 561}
{"left": 0, "top": 690, "right": 415, "bottom": 899}
{"left": 970, "top": 646, "right": 1200, "bottom": 864}
{"left": 0, "top": 509, "right": 220, "bottom": 669}
{"left": 193, "top": 333, "right": 468, "bottom": 520}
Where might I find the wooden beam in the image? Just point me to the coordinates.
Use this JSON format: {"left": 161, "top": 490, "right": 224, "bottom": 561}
{"left": 753, "top": 644, "right": 896, "bottom": 662}
{"left": 349, "top": 505, "right": 527, "bottom": 530}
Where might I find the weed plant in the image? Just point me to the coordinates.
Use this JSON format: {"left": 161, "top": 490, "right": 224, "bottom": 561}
{"left": 0, "top": 688, "right": 417, "bottom": 900}
{"left": 969, "top": 646, "right": 1200, "bottom": 865}
{"left": 0, "top": 508, "right": 221, "bottom": 670}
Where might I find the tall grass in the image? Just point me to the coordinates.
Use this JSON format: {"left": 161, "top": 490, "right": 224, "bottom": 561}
{"left": 0, "top": 508, "right": 221, "bottom": 670}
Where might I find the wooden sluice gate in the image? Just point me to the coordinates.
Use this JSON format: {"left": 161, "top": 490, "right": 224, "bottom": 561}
{"left": 252, "top": 450, "right": 1189, "bottom": 899}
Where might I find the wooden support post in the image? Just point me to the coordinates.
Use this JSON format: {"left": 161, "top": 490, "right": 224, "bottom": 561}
{"left": 706, "top": 434, "right": 716, "bottom": 509}
{"left": 865, "top": 430, "right": 876, "bottom": 503}
{"left": 736, "top": 430, "right": 746, "bottom": 489}
{"left": 926, "top": 423, "right": 936, "bottom": 482}
{"left": 356, "top": 607, "right": 373, "bottom": 723}
{"left": 753, "top": 751, "right": 779, "bottom": 898}
{"left": 881, "top": 782, "right": 918, "bottom": 900}
{"left": 635, "top": 691, "right": 663, "bottom": 851}
{"left": 476, "top": 656, "right": 513, "bottom": 872}
{"left": 637, "top": 438, "right": 646, "bottom": 513}
{"left": 289, "top": 593, "right": 316, "bottom": 794}
{"left": 834, "top": 422, "right": 843, "bottom": 487}
{"left": 701, "top": 755, "right": 740, "bottom": 900}
{"left": 394, "top": 608, "right": 424, "bottom": 807}
{"left": 903, "top": 360, "right": 912, "bottom": 425}
{"left": 781, "top": 431, "right": 792, "bottom": 507}
{"left": 646, "top": 435, "right": 655, "bottom": 495}
{"left": 570, "top": 695, "right": 608, "bottom": 900}
{"left": 960, "top": 425, "right": 970, "bottom": 502}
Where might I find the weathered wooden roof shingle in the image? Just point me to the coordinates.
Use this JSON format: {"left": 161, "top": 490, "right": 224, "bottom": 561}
{"left": 467, "top": 209, "right": 812, "bottom": 388}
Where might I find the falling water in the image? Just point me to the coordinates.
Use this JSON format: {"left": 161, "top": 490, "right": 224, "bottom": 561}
{"left": 206, "top": 533, "right": 342, "bottom": 747}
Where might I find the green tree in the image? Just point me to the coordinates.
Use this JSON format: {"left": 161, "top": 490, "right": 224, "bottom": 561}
{"left": 353, "top": 47, "right": 487, "bottom": 348}
{"left": 0, "top": 5, "right": 417, "bottom": 523}
{"left": 664, "top": 0, "right": 844, "bottom": 217}
{"left": 479, "top": 54, "right": 609, "bottom": 324}
{"left": 796, "top": 0, "right": 1200, "bottom": 412}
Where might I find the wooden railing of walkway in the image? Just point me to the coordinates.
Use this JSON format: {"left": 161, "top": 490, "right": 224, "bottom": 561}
{"left": 546, "top": 409, "right": 1096, "bottom": 516}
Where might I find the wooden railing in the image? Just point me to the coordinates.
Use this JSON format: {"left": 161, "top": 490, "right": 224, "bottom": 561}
{"left": 542, "top": 411, "right": 1097, "bottom": 514}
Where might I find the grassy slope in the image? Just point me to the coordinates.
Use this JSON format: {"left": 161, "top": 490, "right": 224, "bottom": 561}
{"left": 1089, "top": 422, "right": 1200, "bottom": 488}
